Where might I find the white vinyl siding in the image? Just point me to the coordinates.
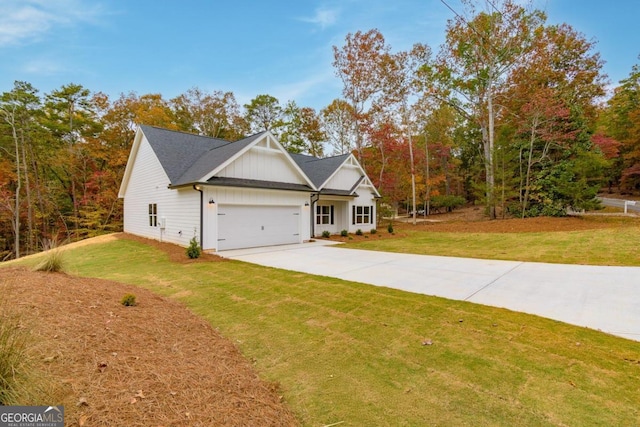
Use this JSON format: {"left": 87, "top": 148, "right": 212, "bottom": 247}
{"left": 122, "top": 136, "right": 200, "bottom": 247}
{"left": 148, "top": 203, "right": 157, "bottom": 227}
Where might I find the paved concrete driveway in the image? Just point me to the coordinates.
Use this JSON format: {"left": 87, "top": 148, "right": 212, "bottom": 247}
{"left": 220, "top": 242, "right": 640, "bottom": 342}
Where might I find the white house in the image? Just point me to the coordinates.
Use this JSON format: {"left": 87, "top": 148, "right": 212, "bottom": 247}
{"left": 118, "top": 125, "right": 380, "bottom": 251}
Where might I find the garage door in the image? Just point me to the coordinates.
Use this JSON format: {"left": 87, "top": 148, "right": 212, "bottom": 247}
{"left": 217, "top": 205, "right": 301, "bottom": 250}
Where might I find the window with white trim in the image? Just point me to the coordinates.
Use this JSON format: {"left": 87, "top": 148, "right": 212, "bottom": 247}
{"left": 352, "top": 205, "right": 373, "bottom": 224}
{"left": 148, "top": 203, "right": 157, "bottom": 227}
{"left": 316, "top": 205, "right": 334, "bottom": 225}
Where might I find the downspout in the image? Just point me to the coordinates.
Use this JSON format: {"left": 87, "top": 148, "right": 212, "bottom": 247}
{"left": 310, "top": 192, "right": 320, "bottom": 238}
{"left": 193, "top": 184, "right": 203, "bottom": 249}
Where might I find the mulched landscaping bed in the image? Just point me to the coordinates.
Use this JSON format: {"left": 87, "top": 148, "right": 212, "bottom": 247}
{"left": 0, "top": 265, "right": 299, "bottom": 426}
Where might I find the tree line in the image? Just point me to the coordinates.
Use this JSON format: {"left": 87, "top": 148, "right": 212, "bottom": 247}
{"left": 1, "top": 0, "right": 638, "bottom": 259}
{"left": 0, "top": 83, "right": 333, "bottom": 260}
{"left": 331, "top": 0, "right": 637, "bottom": 223}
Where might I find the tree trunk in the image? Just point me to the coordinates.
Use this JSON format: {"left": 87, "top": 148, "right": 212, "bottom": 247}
{"left": 11, "top": 120, "right": 21, "bottom": 258}
{"left": 425, "top": 135, "right": 430, "bottom": 216}
{"left": 20, "top": 134, "right": 33, "bottom": 254}
{"left": 29, "top": 144, "right": 48, "bottom": 245}
{"left": 409, "top": 133, "right": 417, "bottom": 225}
{"left": 442, "top": 153, "right": 450, "bottom": 196}
{"left": 521, "top": 121, "right": 538, "bottom": 218}
{"left": 404, "top": 106, "right": 416, "bottom": 225}
{"left": 486, "top": 82, "right": 496, "bottom": 219}
{"left": 378, "top": 141, "right": 386, "bottom": 190}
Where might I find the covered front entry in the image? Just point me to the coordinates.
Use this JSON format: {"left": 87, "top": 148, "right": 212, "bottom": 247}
{"left": 217, "top": 204, "right": 301, "bottom": 250}
{"left": 314, "top": 200, "right": 349, "bottom": 236}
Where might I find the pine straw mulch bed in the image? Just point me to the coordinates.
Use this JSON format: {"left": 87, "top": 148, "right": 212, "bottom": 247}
{"left": 0, "top": 265, "right": 299, "bottom": 426}
{"left": 114, "top": 233, "right": 226, "bottom": 264}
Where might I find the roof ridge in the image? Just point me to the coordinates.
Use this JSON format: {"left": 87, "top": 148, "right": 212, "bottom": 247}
{"left": 140, "top": 124, "right": 232, "bottom": 143}
{"left": 297, "top": 153, "right": 350, "bottom": 163}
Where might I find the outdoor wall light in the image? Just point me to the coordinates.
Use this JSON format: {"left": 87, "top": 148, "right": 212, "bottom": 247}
{"left": 209, "top": 199, "right": 215, "bottom": 204}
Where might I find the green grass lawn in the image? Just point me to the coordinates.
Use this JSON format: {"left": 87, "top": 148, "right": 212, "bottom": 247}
{"left": 8, "top": 238, "right": 640, "bottom": 426}
{"left": 344, "top": 224, "right": 640, "bottom": 266}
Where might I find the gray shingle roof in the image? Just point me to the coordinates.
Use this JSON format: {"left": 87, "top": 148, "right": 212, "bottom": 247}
{"left": 140, "top": 126, "right": 368, "bottom": 195}
{"left": 289, "top": 152, "right": 351, "bottom": 188}
{"left": 140, "top": 125, "right": 266, "bottom": 186}
{"left": 173, "top": 132, "right": 265, "bottom": 186}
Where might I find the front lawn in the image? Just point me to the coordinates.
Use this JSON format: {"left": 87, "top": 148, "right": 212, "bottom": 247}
{"left": 340, "top": 216, "right": 640, "bottom": 266}
{"left": 8, "top": 236, "right": 640, "bottom": 426}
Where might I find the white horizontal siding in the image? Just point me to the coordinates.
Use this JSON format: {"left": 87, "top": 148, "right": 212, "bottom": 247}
{"left": 122, "top": 136, "right": 200, "bottom": 247}
{"left": 157, "top": 188, "right": 200, "bottom": 247}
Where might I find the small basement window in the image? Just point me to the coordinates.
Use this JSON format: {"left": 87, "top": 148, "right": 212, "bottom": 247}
{"left": 148, "top": 203, "right": 157, "bottom": 227}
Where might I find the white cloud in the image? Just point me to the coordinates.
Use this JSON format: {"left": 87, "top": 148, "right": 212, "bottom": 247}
{"left": 299, "top": 7, "right": 339, "bottom": 30}
{"left": 271, "top": 68, "right": 339, "bottom": 108}
{"left": 0, "top": 0, "right": 104, "bottom": 46}
{"left": 22, "top": 57, "right": 66, "bottom": 75}
{"left": 231, "top": 68, "right": 338, "bottom": 111}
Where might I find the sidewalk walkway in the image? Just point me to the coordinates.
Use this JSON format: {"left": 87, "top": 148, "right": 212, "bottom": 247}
{"left": 220, "top": 241, "right": 640, "bottom": 342}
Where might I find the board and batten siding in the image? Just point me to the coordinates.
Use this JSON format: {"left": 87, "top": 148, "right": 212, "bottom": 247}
{"left": 323, "top": 164, "right": 362, "bottom": 190}
{"left": 217, "top": 146, "right": 306, "bottom": 184}
{"left": 122, "top": 135, "right": 200, "bottom": 247}
{"left": 202, "top": 186, "right": 311, "bottom": 251}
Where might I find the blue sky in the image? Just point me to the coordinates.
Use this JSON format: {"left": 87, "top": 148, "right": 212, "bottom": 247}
{"left": 1, "top": 0, "right": 638, "bottom": 111}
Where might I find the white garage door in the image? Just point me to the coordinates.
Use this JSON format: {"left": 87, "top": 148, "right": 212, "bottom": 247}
{"left": 217, "top": 205, "right": 301, "bottom": 250}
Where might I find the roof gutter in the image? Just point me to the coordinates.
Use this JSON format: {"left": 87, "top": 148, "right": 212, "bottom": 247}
{"left": 193, "top": 184, "right": 203, "bottom": 249}
{"left": 310, "top": 191, "right": 320, "bottom": 238}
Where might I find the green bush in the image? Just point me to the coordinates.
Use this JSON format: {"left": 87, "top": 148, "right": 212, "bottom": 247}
{"left": 370, "top": 229, "right": 377, "bottom": 235}
{"left": 321, "top": 230, "right": 331, "bottom": 238}
{"left": 355, "top": 229, "right": 363, "bottom": 236}
{"left": 387, "top": 223, "right": 394, "bottom": 234}
{"left": 340, "top": 230, "right": 348, "bottom": 237}
{"left": 121, "top": 294, "right": 137, "bottom": 307}
{"left": 186, "top": 237, "right": 201, "bottom": 259}
{"left": 33, "top": 249, "right": 65, "bottom": 273}
{"left": 430, "top": 195, "right": 466, "bottom": 212}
